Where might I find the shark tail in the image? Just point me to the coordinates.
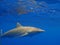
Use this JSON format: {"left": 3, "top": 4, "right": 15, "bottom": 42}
{"left": 0, "top": 29, "right": 2, "bottom": 45}
{"left": 0, "top": 29, "right": 2, "bottom": 37}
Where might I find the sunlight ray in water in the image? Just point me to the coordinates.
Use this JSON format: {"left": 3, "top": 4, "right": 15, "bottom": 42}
{"left": 0, "top": 0, "right": 59, "bottom": 16}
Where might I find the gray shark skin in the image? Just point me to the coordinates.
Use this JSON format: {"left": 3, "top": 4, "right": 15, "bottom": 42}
{"left": 1, "top": 23, "right": 45, "bottom": 38}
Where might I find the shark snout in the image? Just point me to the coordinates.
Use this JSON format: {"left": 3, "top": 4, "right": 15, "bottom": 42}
{"left": 34, "top": 29, "right": 45, "bottom": 32}
{"left": 39, "top": 29, "right": 45, "bottom": 32}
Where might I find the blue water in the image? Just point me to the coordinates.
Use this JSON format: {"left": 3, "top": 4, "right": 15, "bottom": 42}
{"left": 0, "top": 0, "right": 60, "bottom": 45}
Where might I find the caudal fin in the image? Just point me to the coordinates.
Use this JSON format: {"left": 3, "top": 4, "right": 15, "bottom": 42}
{"left": 0, "top": 29, "right": 2, "bottom": 37}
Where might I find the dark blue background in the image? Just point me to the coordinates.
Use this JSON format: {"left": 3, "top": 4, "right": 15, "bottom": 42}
{"left": 0, "top": 0, "right": 60, "bottom": 45}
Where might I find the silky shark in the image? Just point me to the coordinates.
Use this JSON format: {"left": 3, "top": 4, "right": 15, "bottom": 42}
{"left": 0, "top": 23, "right": 45, "bottom": 37}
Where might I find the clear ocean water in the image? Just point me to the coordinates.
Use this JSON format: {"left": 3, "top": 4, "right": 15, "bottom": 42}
{"left": 0, "top": 0, "right": 60, "bottom": 45}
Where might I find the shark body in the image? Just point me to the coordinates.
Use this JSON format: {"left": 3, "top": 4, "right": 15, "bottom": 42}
{"left": 1, "top": 23, "right": 45, "bottom": 37}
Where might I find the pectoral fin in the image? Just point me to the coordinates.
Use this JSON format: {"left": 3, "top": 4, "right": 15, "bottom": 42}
{"left": 21, "top": 33, "right": 28, "bottom": 37}
{"left": 15, "top": 33, "right": 28, "bottom": 38}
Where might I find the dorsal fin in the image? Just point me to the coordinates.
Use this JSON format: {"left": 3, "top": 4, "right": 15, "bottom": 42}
{"left": 17, "top": 22, "right": 22, "bottom": 27}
